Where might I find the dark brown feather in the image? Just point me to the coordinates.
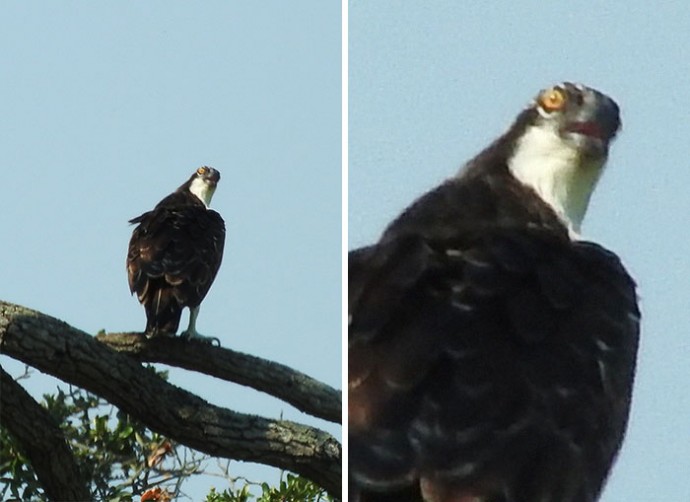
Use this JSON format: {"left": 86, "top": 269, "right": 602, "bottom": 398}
{"left": 350, "top": 228, "right": 639, "bottom": 501}
{"left": 349, "top": 141, "right": 639, "bottom": 502}
{"left": 127, "top": 190, "right": 225, "bottom": 335}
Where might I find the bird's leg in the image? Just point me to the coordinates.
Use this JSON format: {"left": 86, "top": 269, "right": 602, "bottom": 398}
{"left": 180, "top": 306, "right": 220, "bottom": 345}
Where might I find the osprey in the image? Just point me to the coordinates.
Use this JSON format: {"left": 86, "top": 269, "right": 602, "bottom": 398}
{"left": 349, "top": 83, "right": 639, "bottom": 502}
{"left": 127, "top": 166, "right": 226, "bottom": 343}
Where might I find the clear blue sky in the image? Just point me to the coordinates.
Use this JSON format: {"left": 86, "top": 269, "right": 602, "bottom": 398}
{"left": 350, "top": 1, "right": 690, "bottom": 501}
{"left": 0, "top": 1, "right": 340, "bottom": 499}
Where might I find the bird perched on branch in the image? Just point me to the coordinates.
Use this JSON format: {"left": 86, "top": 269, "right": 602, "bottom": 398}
{"left": 127, "top": 166, "right": 226, "bottom": 344}
{"left": 349, "top": 83, "right": 640, "bottom": 502}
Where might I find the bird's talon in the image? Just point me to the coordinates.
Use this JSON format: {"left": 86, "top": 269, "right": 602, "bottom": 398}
{"left": 180, "top": 330, "right": 219, "bottom": 345}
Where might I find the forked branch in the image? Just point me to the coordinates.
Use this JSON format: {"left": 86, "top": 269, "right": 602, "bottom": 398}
{"left": 0, "top": 300, "right": 341, "bottom": 497}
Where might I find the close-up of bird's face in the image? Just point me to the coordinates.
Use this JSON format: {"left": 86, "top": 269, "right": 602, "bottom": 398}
{"left": 533, "top": 82, "right": 621, "bottom": 159}
{"left": 188, "top": 166, "right": 221, "bottom": 207}
{"left": 508, "top": 83, "right": 621, "bottom": 234}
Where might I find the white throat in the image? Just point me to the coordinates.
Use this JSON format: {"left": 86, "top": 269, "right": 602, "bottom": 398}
{"left": 507, "top": 125, "right": 605, "bottom": 237}
{"left": 189, "top": 177, "right": 216, "bottom": 207}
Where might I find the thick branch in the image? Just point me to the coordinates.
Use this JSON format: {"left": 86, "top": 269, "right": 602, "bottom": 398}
{"left": 0, "top": 301, "right": 341, "bottom": 497}
{"left": 0, "top": 366, "right": 91, "bottom": 502}
{"left": 95, "top": 332, "right": 341, "bottom": 424}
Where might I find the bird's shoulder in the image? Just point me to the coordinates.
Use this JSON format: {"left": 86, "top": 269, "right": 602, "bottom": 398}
{"left": 350, "top": 171, "right": 574, "bottom": 343}
{"left": 126, "top": 191, "right": 225, "bottom": 281}
{"left": 129, "top": 191, "right": 225, "bottom": 237}
{"left": 349, "top": 219, "right": 639, "bottom": 390}
{"left": 380, "top": 169, "right": 566, "bottom": 245}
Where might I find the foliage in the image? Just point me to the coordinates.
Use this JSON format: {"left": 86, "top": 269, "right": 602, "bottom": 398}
{"left": 0, "top": 427, "right": 43, "bottom": 501}
{"left": 205, "top": 473, "right": 334, "bottom": 502}
{"left": 1, "top": 368, "right": 201, "bottom": 501}
{"left": 1, "top": 370, "right": 335, "bottom": 501}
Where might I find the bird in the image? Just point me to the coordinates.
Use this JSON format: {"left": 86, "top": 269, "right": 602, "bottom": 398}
{"left": 349, "top": 83, "right": 640, "bottom": 502}
{"left": 127, "top": 166, "right": 226, "bottom": 344}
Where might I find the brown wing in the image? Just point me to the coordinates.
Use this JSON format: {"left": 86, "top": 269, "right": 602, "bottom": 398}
{"left": 127, "top": 205, "right": 225, "bottom": 334}
{"left": 349, "top": 229, "right": 639, "bottom": 502}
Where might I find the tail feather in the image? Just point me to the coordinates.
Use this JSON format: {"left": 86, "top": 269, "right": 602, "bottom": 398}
{"left": 144, "top": 288, "right": 183, "bottom": 335}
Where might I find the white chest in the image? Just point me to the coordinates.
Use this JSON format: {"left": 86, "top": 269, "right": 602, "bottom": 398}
{"left": 507, "top": 125, "right": 604, "bottom": 236}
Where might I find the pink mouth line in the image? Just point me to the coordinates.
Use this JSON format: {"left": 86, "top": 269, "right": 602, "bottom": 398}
{"left": 565, "top": 121, "right": 607, "bottom": 140}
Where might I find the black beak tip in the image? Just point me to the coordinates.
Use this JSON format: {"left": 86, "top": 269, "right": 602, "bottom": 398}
{"left": 598, "top": 95, "right": 622, "bottom": 140}
{"left": 206, "top": 168, "right": 221, "bottom": 184}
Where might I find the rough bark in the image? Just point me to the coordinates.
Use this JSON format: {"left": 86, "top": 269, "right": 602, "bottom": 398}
{"left": 0, "top": 300, "right": 341, "bottom": 498}
{"left": 0, "top": 366, "right": 91, "bottom": 502}
{"left": 95, "top": 331, "right": 341, "bottom": 423}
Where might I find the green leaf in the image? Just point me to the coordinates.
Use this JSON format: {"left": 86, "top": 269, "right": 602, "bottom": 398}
{"left": 118, "top": 424, "right": 134, "bottom": 440}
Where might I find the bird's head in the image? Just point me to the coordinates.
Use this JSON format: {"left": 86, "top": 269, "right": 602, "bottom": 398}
{"left": 187, "top": 166, "right": 221, "bottom": 207}
{"left": 532, "top": 82, "right": 620, "bottom": 158}
{"left": 505, "top": 82, "right": 621, "bottom": 235}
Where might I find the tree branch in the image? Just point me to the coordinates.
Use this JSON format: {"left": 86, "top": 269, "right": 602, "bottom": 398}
{"left": 0, "top": 366, "right": 91, "bottom": 502}
{"left": 95, "top": 332, "right": 341, "bottom": 424}
{"left": 0, "top": 301, "right": 341, "bottom": 497}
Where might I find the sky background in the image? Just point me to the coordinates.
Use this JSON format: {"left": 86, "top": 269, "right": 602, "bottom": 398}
{"left": 350, "top": 1, "right": 689, "bottom": 501}
{"left": 0, "top": 1, "right": 340, "bottom": 499}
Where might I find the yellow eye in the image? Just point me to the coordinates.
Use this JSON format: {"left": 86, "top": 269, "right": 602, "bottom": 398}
{"left": 539, "top": 88, "right": 567, "bottom": 112}
{"left": 197, "top": 167, "right": 207, "bottom": 175}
